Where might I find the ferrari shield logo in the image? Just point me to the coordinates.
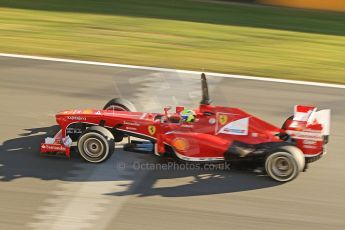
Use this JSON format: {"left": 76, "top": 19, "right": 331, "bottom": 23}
{"left": 148, "top": 125, "right": 156, "bottom": 135}
{"left": 219, "top": 114, "right": 228, "bottom": 125}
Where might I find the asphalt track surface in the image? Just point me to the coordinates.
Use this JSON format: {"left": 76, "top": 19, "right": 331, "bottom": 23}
{"left": 0, "top": 56, "right": 345, "bottom": 230}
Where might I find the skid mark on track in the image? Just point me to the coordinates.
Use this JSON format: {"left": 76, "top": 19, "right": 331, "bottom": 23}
{"left": 29, "top": 146, "right": 147, "bottom": 230}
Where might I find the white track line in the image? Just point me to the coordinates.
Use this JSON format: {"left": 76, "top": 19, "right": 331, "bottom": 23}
{"left": 1, "top": 52, "right": 344, "bottom": 89}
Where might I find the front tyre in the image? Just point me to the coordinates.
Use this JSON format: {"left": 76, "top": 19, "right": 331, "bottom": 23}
{"left": 78, "top": 131, "right": 114, "bottom": 163}
{"left": 103, "top": 98, "right": 136, "bottom": 142}
{"left": 265, "top": 146, "right": 305, "bottom": 182}
{"left": 103, "top": 98, "right": 136, "bottom": 112}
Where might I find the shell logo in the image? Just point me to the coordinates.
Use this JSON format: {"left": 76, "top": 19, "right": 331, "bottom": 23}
{"left": 172, "top": 138, "right": 189, "bottom": 152}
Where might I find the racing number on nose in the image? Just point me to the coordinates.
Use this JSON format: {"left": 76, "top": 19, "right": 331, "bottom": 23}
{"left": 148, "top": 125, "right": 156, "bottom": 135}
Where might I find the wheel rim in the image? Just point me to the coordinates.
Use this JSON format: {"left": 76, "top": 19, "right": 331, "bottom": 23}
{"left": 271, "top": 156, "right": 293, "bottom": 177}
{"left": 266, "top": 152, "right": 298, "bottom": 182}
{"left": 83, "top": 138, "right": 104, "bottom": 158}
{"left": 105, "top": 105, "right": 127, "bottom": 112}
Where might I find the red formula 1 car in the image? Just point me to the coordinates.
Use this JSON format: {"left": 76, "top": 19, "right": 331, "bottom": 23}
{"left": 41, "top": 74, "right": 331, "bottom": 182}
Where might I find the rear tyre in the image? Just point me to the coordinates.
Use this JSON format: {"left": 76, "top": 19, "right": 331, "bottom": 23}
{"left": 78, "top": 128, "right": 114, "bottom": 163}
{"left": 265, "top": 146, "right": 305, "bottom": 182}
{"left": 103, "top": 98, "right": 136, "bottom": 112}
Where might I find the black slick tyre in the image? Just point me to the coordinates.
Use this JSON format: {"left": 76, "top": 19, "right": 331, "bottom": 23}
{"left": 265, "top": 146, "right": 305, "bottom": 182}
{"left": 103, "top": 98, "right": 136, "bottom": 112}
{"left": 77, "top": 128, "right": 114, "bottom": 163}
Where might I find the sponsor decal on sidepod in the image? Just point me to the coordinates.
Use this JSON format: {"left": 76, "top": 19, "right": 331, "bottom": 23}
{"left": 218, "top": 117, "right": 249, "bottom": 135}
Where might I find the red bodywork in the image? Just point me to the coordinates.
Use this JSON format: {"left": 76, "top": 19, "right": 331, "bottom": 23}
{"left": 40, "top": 103, "right": 328, "bottom": 162}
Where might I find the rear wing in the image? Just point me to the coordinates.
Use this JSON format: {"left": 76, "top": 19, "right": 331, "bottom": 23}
{"left": 291, "top": 105, "right": 331, "bottom": 136}
{"left": 284, "top": 105, "right": 331, "bottom": 157}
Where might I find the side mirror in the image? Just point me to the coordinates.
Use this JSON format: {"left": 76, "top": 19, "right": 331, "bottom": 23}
{"left": 164, "top": 106, "right": 172, "bottom": 117}
{"left": 175, "top": 106, "right": 184, "bottom": 114}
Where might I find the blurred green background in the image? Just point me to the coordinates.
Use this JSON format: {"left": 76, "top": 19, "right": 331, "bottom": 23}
{"left": 0, "top": 0, "right": 344, "bottom": 83}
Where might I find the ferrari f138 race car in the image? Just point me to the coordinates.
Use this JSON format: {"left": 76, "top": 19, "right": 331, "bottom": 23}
{"left": 41, "top": 74, "right": 331, "bottom": 182}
